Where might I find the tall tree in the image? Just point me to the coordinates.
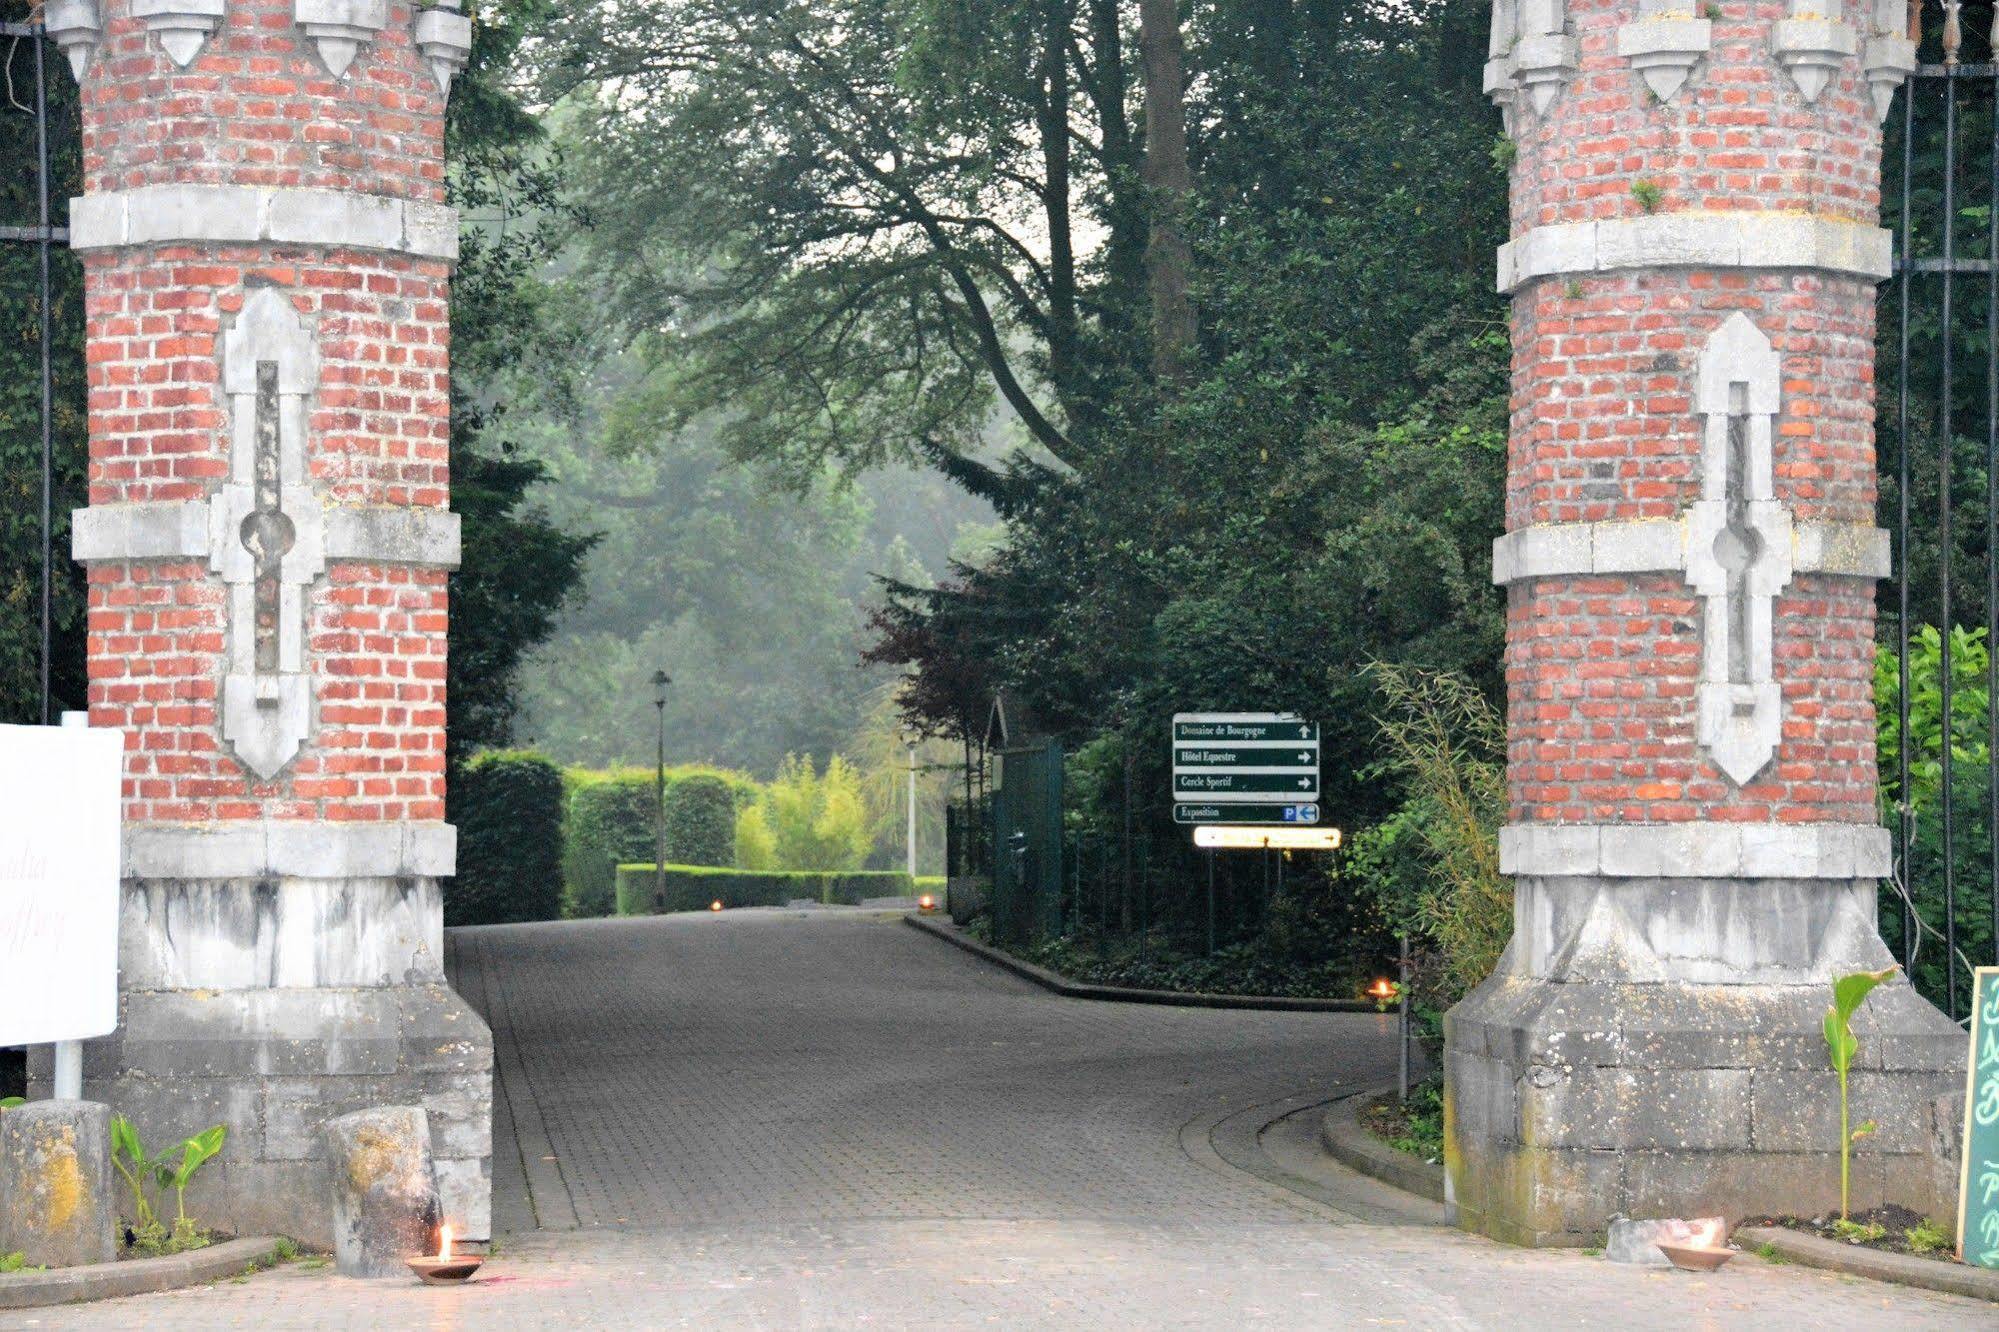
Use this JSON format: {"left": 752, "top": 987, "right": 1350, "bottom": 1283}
{"left": 1139, "top": 0, "right": 1195, "bottom": 382}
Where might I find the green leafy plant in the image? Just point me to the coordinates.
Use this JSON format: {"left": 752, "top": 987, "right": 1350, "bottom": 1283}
{"left": 1831, "top": 1217, "right": 1887, "bottom": 1244}
{"left": 110, "top": 1116, "right": 227, "bottom": 1254}
{"left": 109, "top": 1114, "right": 164, "bottom": 1240}
{"left": 1753, "top": 1241, "right": 1788, "bottom": 1264}
{"left": 1907, "top": 1217, "right": 1951, "bottom": 1254}
{"left": 1823, "top": 967, "right": 1897, "bottom": 1219}
{"left": 0, "top": 1096, "right": 22, "bottom": 1111}
{"left": 152, "top": 1125, "right": 226, "bottom": 1249}
{"left": 1631, "top": 179, "right": 1665, "bottom": 213}
{"left": 0, "top": 1251, "right": 25, "bottom": 1273}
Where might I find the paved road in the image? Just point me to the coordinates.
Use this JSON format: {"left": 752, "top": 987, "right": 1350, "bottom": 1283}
{"left": 9, "top": 910, "right": 1993, "bottom": 1329}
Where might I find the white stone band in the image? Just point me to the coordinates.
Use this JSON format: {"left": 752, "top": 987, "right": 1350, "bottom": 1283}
{"left": 69, "top": 185, "right": 458, "bottom": 261}
{"left": 1496, "top": 213, "right": 1892, "bottom": 294}
{"left": 1491, "top": 519, "right": 1889, "bottom": 586}
{"left": 1500, "top": 823, "right": 1891, "bottom": 879}
{"left": 125, "top": 821, "right": 457, "bottom": 880}
{"left": 73, "top": 501, "right": 461, "bottom": 569}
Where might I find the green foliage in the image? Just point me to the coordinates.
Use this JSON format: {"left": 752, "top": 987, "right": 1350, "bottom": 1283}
{"left": 0, "top": 1251, "right": 33, "bottom": 1273}
{"left": 0, "top": 1097, "right": 21, "bottom": 1111}
{"left": 561, "top": 765, "right": 761, "bottom": 915}
{"left": 449, "top": 751, "right": 567, "bottom": 925}
{"left": 561, "top": 771, "right": 660, "bottom": 918}
{"left": 1907, "top": 1216, "right": 1952, "bottom": 1254}
{"left": 1365, "top": 665, "right": 1511, "bottom": 997}
{"left": 613, "top": 864, "right": 918, "bottom": 915}
{"left": 110, "top": 1115, "right": 226, "bottom": 1255}
{"left": 1831, "top": 1217, "right": 1889, "bottom": 1244}
{"left": 752, "top": 755, "right": 873, "bottom": 872}
{"left": 1823, "top": 967, "right": 1897, "bottom": 1219}
{"left": 735, "top": 804, "right": 779, "bottom": 873}
{"left": 1631, "top": 179, "right": 1665, "bottom": 213}
{"left": 154, "top": 1125, "right": 226, "bottom": 1240}
{"left": 1016, "top": 932, "right": 1367, "bottom": 1001}
{"left": 663, "top": 775, "right": 737, "bottom": 868}
{"left": 1874, "top": 629, "right": 1998, "bottom": 1015}
{"left": 0, "top": 0, "right": 86, "bottom": 726}
{"left": 110, "top": 1115, "right": 162, "bottom": 1235}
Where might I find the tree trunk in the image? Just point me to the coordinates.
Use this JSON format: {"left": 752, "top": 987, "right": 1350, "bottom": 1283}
{"left": 1139, "top": 0, "right": 1195, "bottom": 384}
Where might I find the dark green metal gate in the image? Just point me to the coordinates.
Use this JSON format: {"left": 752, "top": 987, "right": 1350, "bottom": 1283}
{"left": 988, "top": 739, "right": 1063, "bottom": 947}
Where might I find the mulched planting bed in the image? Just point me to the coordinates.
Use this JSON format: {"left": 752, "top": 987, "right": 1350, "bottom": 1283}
{"left": 1357, "top": 1080, "right": 1443, "bottom": 1165}
{"left": 1750, "top": 1204, "right": 1966, "bottom": 1264}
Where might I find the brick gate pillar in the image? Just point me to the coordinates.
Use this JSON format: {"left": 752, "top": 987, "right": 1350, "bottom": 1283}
{"left": 40, "top": 0, "right": 491, "bottom": 1244}
{"left": 1449, "top": 0, "right": 1963, "bottom": 1244}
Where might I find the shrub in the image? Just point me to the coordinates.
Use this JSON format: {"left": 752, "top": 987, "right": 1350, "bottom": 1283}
{"left": 615, "top": 864, "right": 918, "bottom": 914}
{"left": 664, "top": 774, "right": 736, "bottom": 867}
{"left": 755, "top": 754, "right": 872, "bottom": 871}
{"left": 448, "top": 751, "right": 566, "bottom": 925}
{"left": 736, "top": 803, "right": 779, "bottom": 871}
{"left": 561, "top": 770, "right": 658, "bottom": 918}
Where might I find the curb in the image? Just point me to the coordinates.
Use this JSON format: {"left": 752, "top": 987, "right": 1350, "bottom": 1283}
{"left": 902, "top": 914, "right": 1375, "bottom": 1012}
{"left": 1317, "top": 1089, "right": 1447, "bottom": 1204}
{"left": 1734, "top": 1225, "right": 1999, "bottom": 1305}
{"left": 0, "top": 1236, "right": 291, "bottom": 1310}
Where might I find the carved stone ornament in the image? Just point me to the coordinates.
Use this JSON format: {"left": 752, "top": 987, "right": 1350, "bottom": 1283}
{"left": 212, "top": 289, "right": 326, "bottom": 780}
{"left": 42, "top": 0, "right": 102, "bottom": 81}
{"left": 1486, "top": 0, "right": 1577, "bottom": 130}
{"left": 1860, "top": 0, "right": 1917, "bottom": 123}
{"left": 1684, "top": 313, "right": 1793, "bottom": 787}
{"left": 1616, "top": 0, "right": 1713, "bottom": 103}
{"left": 130, "top": 0, "right": 228, "bottom": 69}
{"left": 294, "top": 0, "right": 389, "bottom": 78}
{"left": 1772, "top": 0, "right": 1859, "bottom": 104}
{"left": 412, "top": 0, "right": 472, "bottom": 95}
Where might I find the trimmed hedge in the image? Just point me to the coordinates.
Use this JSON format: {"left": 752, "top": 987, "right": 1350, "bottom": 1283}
{"left": 561, "top": 766, "right": 762, "bottom": 917}
{"left": 614, "top": 864, "right": 927, "bottom": 915}
{"left": 561, "top": 770, "right": 656, "bottom": 918}
{"left": 448, "top": 751, "right": 566, "bottom": 926}
{"left": 664, "top": 774, "right": 735, "bottom": 867}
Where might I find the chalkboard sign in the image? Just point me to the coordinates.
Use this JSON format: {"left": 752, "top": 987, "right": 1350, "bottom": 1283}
{"left": 1962, "top": 967, "right": 1999, "bottom": 1268}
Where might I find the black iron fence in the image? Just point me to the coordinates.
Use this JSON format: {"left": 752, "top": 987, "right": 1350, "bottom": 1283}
{"left": 1882, "top": 3, "right": 1999, "bottom": 1021}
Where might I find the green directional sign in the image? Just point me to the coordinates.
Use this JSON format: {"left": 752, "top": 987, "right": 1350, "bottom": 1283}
{"left": 1173, "top": 717, "right": 1317, "bottom": 744}
{"left": 1171, "top": 712, "right": 1319, "bottom": 804}
{"left": 1174, "top": 802, "right": 1320, "bottom": 825}
{"left": 1173, "top": 744, "right": 1319, "bottom": 768}
{"left": 1175, "top": 770, "right": 1320, "bottom": 795}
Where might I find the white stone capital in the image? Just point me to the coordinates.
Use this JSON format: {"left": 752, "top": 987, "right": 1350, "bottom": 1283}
{"left": 69, "top": 185, "right": 459, "bottom": 262}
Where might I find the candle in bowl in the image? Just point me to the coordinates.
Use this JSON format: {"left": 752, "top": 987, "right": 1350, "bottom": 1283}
{"left": 406, "top": 1224, "right": 485, "bottom": 1286}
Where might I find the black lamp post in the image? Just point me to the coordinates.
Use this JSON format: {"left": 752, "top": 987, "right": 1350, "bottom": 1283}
{"left": 652, "top": 670, "right": 671, "bottom": 910}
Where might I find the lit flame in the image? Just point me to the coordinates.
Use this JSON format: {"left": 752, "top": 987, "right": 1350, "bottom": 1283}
{"left": 1368, "top": 978, "right": 1396, "bottom": 1000}
{"left": 439, "top": 1224, "right": 452, "bottom": 1262}
{"left": 710, "top": 900, "right": 724, "bottom": 912}
{"left": 918, "top": 894, "right": 936, "bottom": 911}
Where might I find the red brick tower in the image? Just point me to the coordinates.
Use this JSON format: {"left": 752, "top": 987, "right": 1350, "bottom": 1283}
{"left": 1450, "top": 0, "right": 1962, "bottom": 1243}
{"left": 44, "top": 0, "right": 491, "bottom": 1243}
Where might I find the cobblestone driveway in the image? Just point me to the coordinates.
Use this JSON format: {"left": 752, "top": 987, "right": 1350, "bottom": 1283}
{"left": 9, "top": 910, "right": 1991, "bottom": 1329}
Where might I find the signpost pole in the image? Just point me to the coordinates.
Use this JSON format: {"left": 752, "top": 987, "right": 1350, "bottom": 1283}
{"left": 1205, "top": 850, "right": 1215, "bottom": 958}
{"left": 52, "top": 711, "right": 91, "bottom": 1100}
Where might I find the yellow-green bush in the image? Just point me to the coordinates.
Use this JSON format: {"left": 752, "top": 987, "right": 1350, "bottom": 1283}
{"left": 614, "top": 863, "right": 926, "bottom": 915}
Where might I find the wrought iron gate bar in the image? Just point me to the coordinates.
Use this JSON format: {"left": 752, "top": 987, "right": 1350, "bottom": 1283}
{"left": 1918, "top": 62, "right": 1999, "bottom": 76}
{"left": 0, "top": 227, "right": 67, "bottom": 244}
{"left": 0, "top": 20, "right": 37, "bottom": 36}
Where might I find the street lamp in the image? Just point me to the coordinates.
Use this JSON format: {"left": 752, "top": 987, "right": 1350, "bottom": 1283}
{"left": 899, "top": 725, "right": 919, "bottom": 882}
{"left": 652, "top": 670, "right": 671, "bottom": 910}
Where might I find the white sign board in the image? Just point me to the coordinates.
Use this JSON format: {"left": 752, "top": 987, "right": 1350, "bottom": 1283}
{"left": 1170, "top": 711, "right": 1320, "bottom": 803}
{"left": 0, "top": 722, "right": 123, "bottom": 1046}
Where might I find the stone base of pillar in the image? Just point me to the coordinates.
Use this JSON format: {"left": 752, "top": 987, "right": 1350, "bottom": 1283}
{"left": 32, "top": 872, "right": 491, "bottom": 1248}
{"left": 1444, "top": 875, "right": 1965, "bottom": 1247}
{"left": 32, "top": 980, "right": 491, "bottom": 1248}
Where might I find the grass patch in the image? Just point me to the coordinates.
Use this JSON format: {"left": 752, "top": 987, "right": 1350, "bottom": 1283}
{"left": 1359, "top": 1077, "right": 1444, "bottom": 1162}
